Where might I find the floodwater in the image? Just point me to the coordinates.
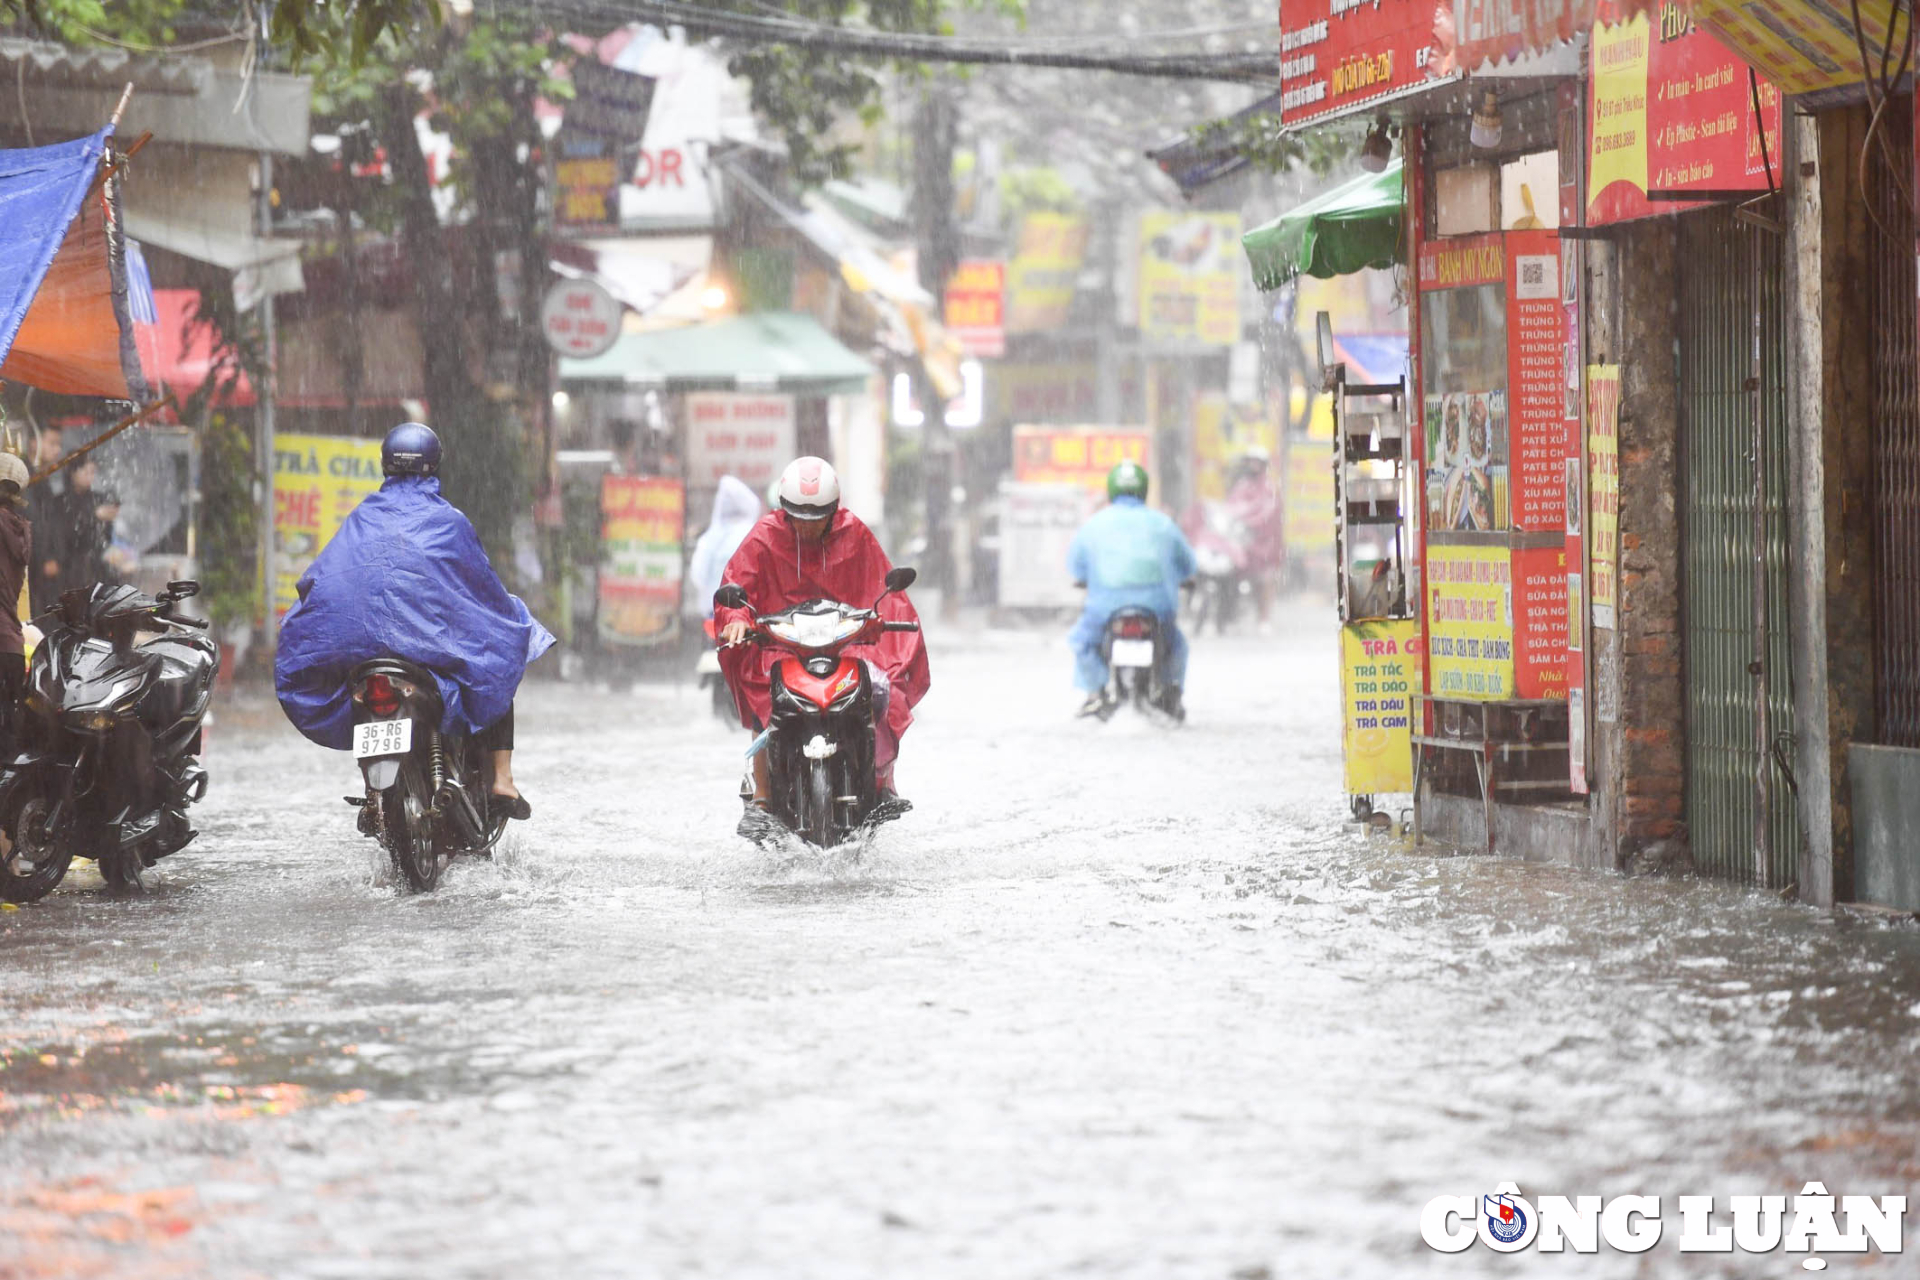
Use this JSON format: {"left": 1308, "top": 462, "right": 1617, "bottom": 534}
{"left": 2, "top": 604, "right": 1918, "bottom": 1279}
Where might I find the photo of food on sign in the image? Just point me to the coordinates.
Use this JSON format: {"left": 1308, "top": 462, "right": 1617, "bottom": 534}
{"left": 1425, "top": 391, "right": 1508, "bottom": 532}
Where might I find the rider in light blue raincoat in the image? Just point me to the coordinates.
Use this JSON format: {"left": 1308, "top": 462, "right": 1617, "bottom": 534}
{"left": 275, "top": 423, "right": 554, "bottom": 819}
{"left": 1067, "top": 460, "right": 1196, "bottom": 718}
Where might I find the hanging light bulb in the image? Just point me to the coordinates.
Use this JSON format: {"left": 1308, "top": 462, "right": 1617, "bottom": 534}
{"left": 1469, "top": 90, "right": 1503, "bottom": 151}
{"left": 1359, "top": 118, "right": 1393, "bottom": 173}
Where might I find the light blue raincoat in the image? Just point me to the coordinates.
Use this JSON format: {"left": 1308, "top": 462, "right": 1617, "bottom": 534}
{"left": 1066, "top": 495, "right": 1197, "bottom": 692}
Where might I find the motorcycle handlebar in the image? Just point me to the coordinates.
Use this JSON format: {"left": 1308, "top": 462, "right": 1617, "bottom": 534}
{"left": 883, "top": 620, "right": 921, "bottom": 632}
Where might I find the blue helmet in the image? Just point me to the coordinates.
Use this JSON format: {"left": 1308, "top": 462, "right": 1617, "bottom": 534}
{"left": 382, "top": 422, "right": 441, "bottom": 477}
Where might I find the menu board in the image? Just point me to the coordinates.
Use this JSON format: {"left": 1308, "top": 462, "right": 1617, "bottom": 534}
{"left": 1514, "top": 544, "right": 1571, "bottom": 701}
{"left": 1341, "top": 620, "right": 1423, "bottom": 795}
{"left": 1427, "top": 543, "right": 1515, "bottom": 701}
{"left": 1505, "top": 231, "right": 1567, "bottom": 531}
{"left": 1587, "top": 5, "right": 1782, "bottom": 225}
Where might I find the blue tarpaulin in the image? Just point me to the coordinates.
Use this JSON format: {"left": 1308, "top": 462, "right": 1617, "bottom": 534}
{"left": 274, "top": 476, "right": 556, "bottom": 751}
{"left": 0, "top": 126, "right": 150, "bottom": 401}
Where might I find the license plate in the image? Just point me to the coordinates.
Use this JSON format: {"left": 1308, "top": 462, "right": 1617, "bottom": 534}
{"left": 353, "top": 718, "right": 413, "bottom": 759}
{"left": 1111, "top": 638, "right": 1155, "bottom": 668}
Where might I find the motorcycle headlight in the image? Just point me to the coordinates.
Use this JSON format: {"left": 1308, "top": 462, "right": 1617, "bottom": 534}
{"left": 70, "top": 710, "right": 118, "bottom": 732}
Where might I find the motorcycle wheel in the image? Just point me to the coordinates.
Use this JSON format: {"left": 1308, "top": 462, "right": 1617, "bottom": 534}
{"left": 801, "top": 759, "right": 836, "bottom": 849}
{"left": 0, "top": 792, "right": 73, "bottom": 904}
{"left": 383, "top": 777, "right": 443, "bottom": 891}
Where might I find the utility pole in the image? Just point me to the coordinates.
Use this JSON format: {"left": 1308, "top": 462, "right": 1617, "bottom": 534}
{"left": 911, "top": 79, "right": 959, "bottom": 612}
{"left": 256, "top": 150, "right": 279, "bottom": 660}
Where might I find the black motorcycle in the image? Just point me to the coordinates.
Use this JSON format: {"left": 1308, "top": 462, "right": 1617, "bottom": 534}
{"left": 715, "top": 568, "right": 919, "bottom": 849}
{"left": 1088, "top": 606, "right": 1183, "bottom": 723}
{"left": 344, "top": 657, "right": 507, "bottom": 891}
{"left": 0, "top": 582, "right": 218, "bottom": 901}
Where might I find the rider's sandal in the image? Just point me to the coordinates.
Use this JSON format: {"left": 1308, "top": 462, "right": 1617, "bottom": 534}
{"left": 490, "top": 793, "right": 532, "bottom": 823}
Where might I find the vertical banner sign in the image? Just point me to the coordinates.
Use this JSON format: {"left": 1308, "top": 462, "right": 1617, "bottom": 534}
{"left": 1427, "top": 543, "right": 1515, "bottom": 701}
{"left": 1586, "top": 4, "right": 1782, "bottom": 226}
{"left": 1284, "top": 436, "right": 1337, "bottom": 559}
{"left": 1341, "top": 620, "right": 1424, "bottom": 795}
{"left": 1137, "top": 212, "right": 1242, "bottom": 346}
{"left": 1279, "top": 0, "right": 1439, "bottom": 127}
{"left": 272, "top": 433, "right": 384, "bottom": 620}
{"left": 598, "top": 475, "right": 684, "bottom": 646}
{"left": 685, "top": 392, "right": 796, "bottom": 491}
{"left": 1514, "top": 544, "right": 1570, "bottom": 700}
{"left": 1011, "top": 425, "right": 1154, "bottom": 497}
{"left": 1587, "top": 365, "right": 1621, "bottom": 629}
{"left": 943, "top": 259, "right": 1007, "bottom": 357}
{"left": 1506, "top": 231, "right": 1567, "bottom": 531}
{"left": 1004, "top": 215, "right": 1089, "bottom": 333}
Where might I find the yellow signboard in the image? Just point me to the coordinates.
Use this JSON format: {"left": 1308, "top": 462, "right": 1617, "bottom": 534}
{"left": 1138, "top": 211, "right": 1241, "bottom": 346}
{"left": 1005, "top": 214, "right": 1089, "bottom": 334}
{"left": 1192, "top": 394, "right": 1281, "bottom": 502}
{"left": 272, "top": 433, "right": 384, "bottom": 620}
{"left": 1283, "top": 440, "right": 1335, "bottom": 557}
{"left": 1587, "top": 364, "right": 1620, "bottom": 629}
{"left": 1427, "top": 543, "right": 1514, "bottom": 701}
{"left": 1341, "top": 620, "right": 1422, "bottom": 795}
{"left": 1693, "top": 0, "right": 1908, "bottom": 96}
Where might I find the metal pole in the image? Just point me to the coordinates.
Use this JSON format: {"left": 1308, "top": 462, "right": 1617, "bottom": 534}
{"left": 1748, "top": 222, "right": 1771, "bottom": 885}
{"left": 257, "top": 151, "right": 278, "bottom": 658}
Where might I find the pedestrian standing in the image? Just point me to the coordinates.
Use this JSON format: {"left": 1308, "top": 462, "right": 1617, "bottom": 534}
{"left": 51, "top": 457, "right": 107, "bottom": 597}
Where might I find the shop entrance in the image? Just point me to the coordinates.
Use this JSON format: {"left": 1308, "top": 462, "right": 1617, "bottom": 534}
{"left": 1677, "top": 206, "right": 1800, "bottom": 887}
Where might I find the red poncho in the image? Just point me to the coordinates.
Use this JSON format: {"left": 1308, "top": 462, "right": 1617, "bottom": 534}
{"left": 715, "top": 509, "right": 931, "bottom": 747}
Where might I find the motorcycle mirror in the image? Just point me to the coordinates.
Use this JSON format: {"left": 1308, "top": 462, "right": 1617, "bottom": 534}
{"left": 883, "top": 567, "right": 917, "bottom": 594}
{"left": 166, "top": 580, "right": 201, "bottom": 600}
{"left": 713, "top": 583, "right": 749, "bottom": 611}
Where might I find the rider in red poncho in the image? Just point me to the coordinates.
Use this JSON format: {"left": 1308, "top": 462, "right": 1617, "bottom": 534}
{"left": 716, "top": 457, "right": 930, "bottom": 808}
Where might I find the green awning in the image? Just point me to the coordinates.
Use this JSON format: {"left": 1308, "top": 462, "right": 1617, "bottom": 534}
{"left": 1241, "top": 159, "right": 1405, "bottom": 291}
{"left": 558, "top": 311, "right": 875, "bottom": 395}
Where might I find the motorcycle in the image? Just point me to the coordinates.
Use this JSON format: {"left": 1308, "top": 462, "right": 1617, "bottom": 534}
{"left": 696, "top": 618, "right": 739, "bottom": 724}
{"left": 1086, "top": 605, "right": 1183, "bottom": 724}
{"left": 714, "top": 567, "right": 920, "bottom": 849}
{"left": 1186, "top": 503, "right": 1253, "bottom": 635}
{"left": 344, "top": 657, "right": 507, "bottom": 891}
{"left": 0, "top": 582, "right": 218, "bottom": 901}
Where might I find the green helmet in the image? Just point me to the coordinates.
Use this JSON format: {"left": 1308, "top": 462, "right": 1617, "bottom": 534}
{"left": 1107, "top": 460, "right": 1149, "bottom": 502}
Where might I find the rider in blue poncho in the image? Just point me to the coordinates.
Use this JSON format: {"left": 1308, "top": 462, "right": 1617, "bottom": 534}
{"left": 275, "top": 423, "right": 554, "bottom": 820}
{"left": 1067, "top": 460, "right": 1197, "bottom": 719}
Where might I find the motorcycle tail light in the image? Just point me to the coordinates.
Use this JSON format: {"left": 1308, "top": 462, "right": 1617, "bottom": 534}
{"left": 365, "top": 674, "right": 400, "bottom": 717}
{"left": 1117, "top": 618, "right": 1150, "bottom": 639}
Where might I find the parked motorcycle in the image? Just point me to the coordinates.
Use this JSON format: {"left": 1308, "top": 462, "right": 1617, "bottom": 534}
{"left": 344, "top": 657, "right": 507, "bottom": 891}
{"left": 1086, "top": 605, "right": 1183, "bottom": 724}
{"left": 0, "top": 582, "right": 217, "bottom": 901}
{"left": 714, "top": 568, "right": 920, "bottom": 848}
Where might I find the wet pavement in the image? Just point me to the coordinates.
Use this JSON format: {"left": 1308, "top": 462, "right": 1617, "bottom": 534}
{"left": 2, "top": 603, "right": 1919, "bottom": 1278}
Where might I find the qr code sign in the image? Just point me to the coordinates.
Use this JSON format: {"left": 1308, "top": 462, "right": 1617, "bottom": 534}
{"left": 1515, "top": 254, "right": 1557, "bottom": 300}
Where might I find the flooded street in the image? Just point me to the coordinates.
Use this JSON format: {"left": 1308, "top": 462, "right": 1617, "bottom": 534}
{"left": 3, "top": 604, "right": 1919, "bottom": 1278}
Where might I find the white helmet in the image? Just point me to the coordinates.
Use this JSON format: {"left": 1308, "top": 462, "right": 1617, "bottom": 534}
{"left": 776, "top": 456, "right": 840, "bottom": 521}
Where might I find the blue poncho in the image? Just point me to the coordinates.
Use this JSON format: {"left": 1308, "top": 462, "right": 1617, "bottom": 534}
{"left": 275, "top": 475, "right": 556, "bottom": 750}
{"left": 1067, "top": 495, "right": 1198, "bottom": 620}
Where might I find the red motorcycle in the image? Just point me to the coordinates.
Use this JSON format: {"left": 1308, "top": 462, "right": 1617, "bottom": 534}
{"left": 714, "top": 568, "right": 919, "bottom": 848}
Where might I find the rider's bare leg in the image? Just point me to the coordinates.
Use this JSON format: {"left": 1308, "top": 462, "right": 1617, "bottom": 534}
{"left": 491, "top": 750, "right": 519, "bottom": 799}
{"left": 751, "top": 749, "right": 771, "bottom": 805}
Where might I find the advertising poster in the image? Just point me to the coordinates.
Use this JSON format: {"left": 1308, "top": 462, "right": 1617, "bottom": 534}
{"left": 553, "top": 131, "right": 622, "bottom": 230}
{"left": 1424, "top": 389, "right": 1506, "bottom": 532}
{"left": 1012, "top": 425, "right": 1153, "bottom": 497}
{"left": 1284, "top": 438, "right": 1337, "bottom": 559}
{"left": 1427, "top": 543, "right": 1514, "bottom": 701}
{"left": 1004, "top": 215, "right": 1089, "bottom": 333}
{"left": 1587, "top": 6, "right": 1782, "bottom": 225}
{"left": 599, "top": 475, "right": 684, "bottom": 646}
{"left": 272, "top": 433, "right": 383, "bottom": 620}
{"left": 1279, "top": 0, "right": 1438, "bottom": 127}
{"left": 997, "top": 480, "right": 1093, "bottom": 610}
{"left": 685, "top": 392, "right": 795, "bottom": 492}
{"left": 943, "top": 258, "right": 1006, "bottom": 357}
{"left": 1506, "top": 231, "right": 1568, "bottom": 531}
{"left": 1514, "top": 544, "right": 1571, "bottom": 701}
{"left": 1137, "top": 212, "right": 1241, "bottom": 346}
{"left": 1588, "top": 365, "right": 1622, "bottom": 629}
{"left": 1687, "top": 0, "right": 1907, "bottom": 97}
{"left": 1192, "top": 394, "right": 1281, "bottom": 502}
{"left": 1341, "top": 620, "right": 1423, "bottom": 795}
{"left": 1418, "top": 233, "right": 1509, "bottom": 534}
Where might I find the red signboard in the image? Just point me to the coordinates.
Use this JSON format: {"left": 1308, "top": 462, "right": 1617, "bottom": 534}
{"left": 1587, "top": 3, "right": 1782, "bottom": 224}
{"left": 1416, "top": 231, "right": 1505, "bottom": 291}
{"left": 1505, "top": 230, "right": 1567, "bottom": 532}
{"left": 1515, "top": 544, "right": 1571, "bottom": 701}
{"left": 943, "top": 259, "right": 1006, "bottom": 358}
{"left": 1279, "top": 0, "right": 1439, "bottom": 127}
{"left": 1446, "top": 0, "right": 1601, "bottom": 72}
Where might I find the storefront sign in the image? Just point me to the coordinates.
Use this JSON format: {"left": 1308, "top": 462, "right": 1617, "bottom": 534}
{"left": 1280, "top": 0, "right": 1438, "bottom": 127}
{"left": 1012, "top": 425, "right": 1153, "bottom": 496}
{"left": 1587, "top": 4, "right": 1782, "bottom": 225}
{"left": 553, "top": 131, "right": 622, "bottom": 231}
{"left": 1514, "top": 544, "right": 1570, "bottom": 700}
{"left": 272, "top": 433, "right": 383, "bottom": 620}
{"left": 1506, "top": 231, "right": 1566, "bottom": 531}
{"left": 1689, "top": 0, "right": 1908, "bottom": 97}
{"left": 1587, "top": 365, "right": 1621, "bottom": 629}
{"left": 997, "top": 480, "right": 1091, "bottom": 609}
{"left": 1448, "top": 0, "right": 1599, "bottom": 72}
{"left": 943, "top": 259, "right": 1006, "bottom": 358}
{"left": 1284, "top": 438, "right": 1337, "bottom": 558}
{"left": 685, "top": 392, "right": 795, "bottom": 491}
{"left": 599, "top": 474, "right": 684, "bottom": 646}
{"left": 541, "top": 278, "right": 622, "bottom": 358}
{"left": 988, "top": 363, "right": 1100, "bottom": 423}
{"left": 1137, "top": 212, "right": 1241, "bottom": 346}
{"left": 1416, "top": 232, "right": 1505, "bottom": 290}
{"left": 1341, "top": 620, "right": 1423, "bottom": 795}
{"left": 1005, "top": 214, "right": 1088, "bottom": 333}
{"left": 1192, "top": 394, "right": 1281, "bottom": 502}
{"left": 1427, "top": 543, "right": 1514, "bottom": 701}
{"left": 567, "top": 60, "right": 656, "bottom": 139}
